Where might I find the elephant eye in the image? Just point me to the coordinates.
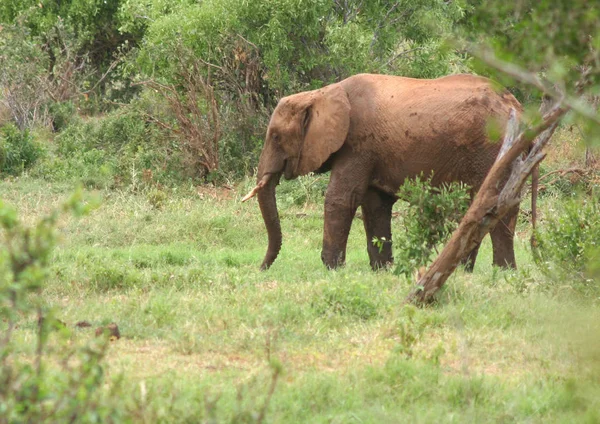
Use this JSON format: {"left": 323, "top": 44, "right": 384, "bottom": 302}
{"left": 272, "top": 133, "right": 279, "bottom": 143}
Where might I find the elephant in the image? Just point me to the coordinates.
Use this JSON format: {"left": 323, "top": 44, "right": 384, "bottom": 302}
{"left": 243, "top": 73, "right": 525, "bottom": 271}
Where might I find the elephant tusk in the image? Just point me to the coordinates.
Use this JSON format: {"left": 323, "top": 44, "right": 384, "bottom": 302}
{"left": 241, "top": 175, "right": 270, "bottom": 202}
{"left": 241, "top": 186, "right": 262, "bottom": 202}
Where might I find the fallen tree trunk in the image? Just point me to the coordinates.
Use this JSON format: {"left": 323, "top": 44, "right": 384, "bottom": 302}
{"left": 406, "top": 105, "right": 567, "bottom": 305}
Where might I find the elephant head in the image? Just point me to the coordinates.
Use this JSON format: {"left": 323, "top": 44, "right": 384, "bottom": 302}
{"left": 243, "top": 83, "right": 351, "bottom": 270}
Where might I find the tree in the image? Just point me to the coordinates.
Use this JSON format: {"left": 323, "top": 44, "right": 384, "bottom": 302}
{"left": 130, "top": 0, "right": 467, "bottom": 105}
{"left": 406, "top": 0, "right": 600, "bottom": 304}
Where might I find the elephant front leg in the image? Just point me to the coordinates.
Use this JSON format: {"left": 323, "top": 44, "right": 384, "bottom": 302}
{"left": 321, "top": 167, "right": 369, "bottom": 269}
{"left": 322, "top": 196, "right": 359, "bottom": 269}
{"left": 361, "top": 189, "right": 395, "bottom": 270}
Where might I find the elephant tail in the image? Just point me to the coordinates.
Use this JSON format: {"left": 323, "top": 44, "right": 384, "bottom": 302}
{"left": 530, "top": 163, "right": 539, "bottom": 248}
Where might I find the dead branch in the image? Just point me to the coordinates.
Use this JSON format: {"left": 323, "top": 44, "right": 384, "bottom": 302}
{"left": 137, "top": 54, "right": 221, "bottom": 178}
{"left": 525, "top": 167, "right": 589, "bottom": 192}
{"left": 334, "top": 0, "right": 364, "bottom": 24}
{"left": 405, "top": 104, "right": 566, "bottom": 305}
{"left": 370, "top": 2, "right": 411, "bottom": 51}
{"left": 538, "top": 167, "right": 587, "bottom": 182}
{"left": 140, "top": 112, "right": 180, "bottom": 134}
{"left": 236, "top": 34, "right": 259, "bottom": 51}
{"left": 82, "top": 56, "right": 121, "bottom": 95}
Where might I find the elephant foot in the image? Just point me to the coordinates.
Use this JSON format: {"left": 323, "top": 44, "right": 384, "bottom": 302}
{"left": 493, "top": 258, "right": 517, "bottom": 269}
{"left": 321, "top": 250, "right": 345, "bottom": 270}
{"left": 460, "top": 258, "right": 476, "bottom": 273}
{"left": 370, "top": 258, "right": 393, "bottom": 271}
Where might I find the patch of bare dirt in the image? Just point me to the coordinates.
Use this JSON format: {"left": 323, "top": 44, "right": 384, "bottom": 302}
{"left": 196, "top": 185, "right": 235, "bottom": 201}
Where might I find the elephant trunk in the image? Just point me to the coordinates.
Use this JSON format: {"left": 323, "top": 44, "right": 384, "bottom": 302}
{"left": 257, "top": 172, "right": 282, "bottom": 270}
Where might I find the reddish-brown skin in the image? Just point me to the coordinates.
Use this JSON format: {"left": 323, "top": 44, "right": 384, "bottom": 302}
{"left": 256, "top": 73, "right": 522, "bottom": 271}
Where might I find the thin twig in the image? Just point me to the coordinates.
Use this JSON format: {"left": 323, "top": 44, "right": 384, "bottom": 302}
{"left": 83, "top": 57, "right": 121, "bottom": 94}
{"left": 256, "top": 366, "right": 281, "bottom": 424}
{"left": 539, "top": 167, "right": 587, "bottom": 181}
{"left": 236, "top": 34, "right": 259, "bottom": 50}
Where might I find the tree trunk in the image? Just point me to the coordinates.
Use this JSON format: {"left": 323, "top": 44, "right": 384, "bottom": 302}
{"left": 406, "top": 105, "right": 567, "bottom": 305}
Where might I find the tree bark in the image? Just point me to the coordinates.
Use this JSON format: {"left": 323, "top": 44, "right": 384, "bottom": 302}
{"left": 406, "top": 105, "right": 567, "bottom": 305}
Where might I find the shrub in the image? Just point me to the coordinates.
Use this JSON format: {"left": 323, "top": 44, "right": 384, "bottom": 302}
{"left": 277, "top": 174, "right": 329, "bottom": 207}
{"left": 218, "top": 104, "right": 270, "bottom": 180}
{"left": 0, "top": 25, "right": 51, "bottom": 130}
{"left": 534, "top": 193, "right": 600, "bottom": 283}
{"left": 390, "top": 175, "right": 471, "bottom": 277}
{"left": 0, "top": 123, "right": 45, "bottom": 176}
{"left": 44, "top": 108, "right": 185, "bottom": 187}
{"left": 48, "top": 101, "right": 78, "bottom": 132}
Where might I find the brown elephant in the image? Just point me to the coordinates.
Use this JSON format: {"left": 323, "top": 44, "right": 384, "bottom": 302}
{"left": 243, "top": 73, "right": 524, "bottom": 271}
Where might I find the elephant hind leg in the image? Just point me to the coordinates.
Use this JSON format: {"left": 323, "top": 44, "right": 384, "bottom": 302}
{"left": 490, "top": 205, "right": 518, "bottom": 269}
{"left": 361, "top": 188, "right": 395, "bottom": 270}
{"left": 459, "top": 191, "right": 482, "bottom": 272}
{"left": 460, "top": 241, "right": 481, "bottom": 272}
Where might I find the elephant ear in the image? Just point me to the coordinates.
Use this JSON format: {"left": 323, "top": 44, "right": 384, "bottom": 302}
{"left": 296, "top": 84, "right": 350, "bottom": 176}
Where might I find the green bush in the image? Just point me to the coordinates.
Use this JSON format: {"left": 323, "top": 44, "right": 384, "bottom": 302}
{"left": 133, "top": 0, "right": 466, "bottom": 98}
{"left": 56, "top": 111, "right": 146, "bottom": 155}
{"left": 48, "top": 101, "right": 78, "bottom": 132}
{"left": 41, "top": 108, "right": 186, "bottom": 187}
{"left": 218, "top": 105, "right": 270, "bottom": 180}
{"left": 391, "top": 175, "right": 471, "bottom": 277}
{"left": 534, "top": 193, "right": 600, "bottom": 283}
{"left": 0, "top": 123, "right": 45, "bottom": 176}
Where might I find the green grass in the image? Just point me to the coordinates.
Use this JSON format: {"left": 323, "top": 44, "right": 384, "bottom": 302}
{"left": 1, "top": 176, "right": 600, "bottom": 423}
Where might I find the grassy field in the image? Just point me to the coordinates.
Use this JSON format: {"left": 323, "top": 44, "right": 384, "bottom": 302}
{"left": 2, "top": 163, "right": 599, "bottom": 423}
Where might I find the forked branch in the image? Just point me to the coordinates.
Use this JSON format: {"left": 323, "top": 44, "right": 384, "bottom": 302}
{"left": 405, "top": 104, "right": 566, "bottom": 305}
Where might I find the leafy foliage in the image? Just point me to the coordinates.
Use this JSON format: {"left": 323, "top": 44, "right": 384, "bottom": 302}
{"left": 0, "top": 124, "right": 45, "bottom": 176}
{"left": 390, "top": 175, "right": 471, "bottom": 276}
{"left": 40, "top": 107, "right": 186, "bottom": 187}
{"left": 0, "top": 0, "right": 133, "bottom": 67}
{"left": 133, "top": 0, "right": 466, "bottom": 97}
{"left": 534, "top": 192, "right": 600, "bottom": 284}
{"left": 462, "top": 0, "right": 600, "bottom": 78}
{"left": 461, "top": 0, "right": 600, "bottom": 140}
{"left": 0, "top": 25, "right": 51, "bottom": 130}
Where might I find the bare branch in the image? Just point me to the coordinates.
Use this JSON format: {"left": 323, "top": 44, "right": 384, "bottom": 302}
{"left": 83, "top": 56, "right": 121, "bottom": 95}
{"left": 370, "top": 2, "right": 406, "bottom": 51}
{"left": 497, "top": 108, "right": 520, "bottom": 160}
{"left": 236, "top": 34, "right": 259, "bottom": 51}
{"left": 539, "top": 167, "right": 588, "bottom": 182}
